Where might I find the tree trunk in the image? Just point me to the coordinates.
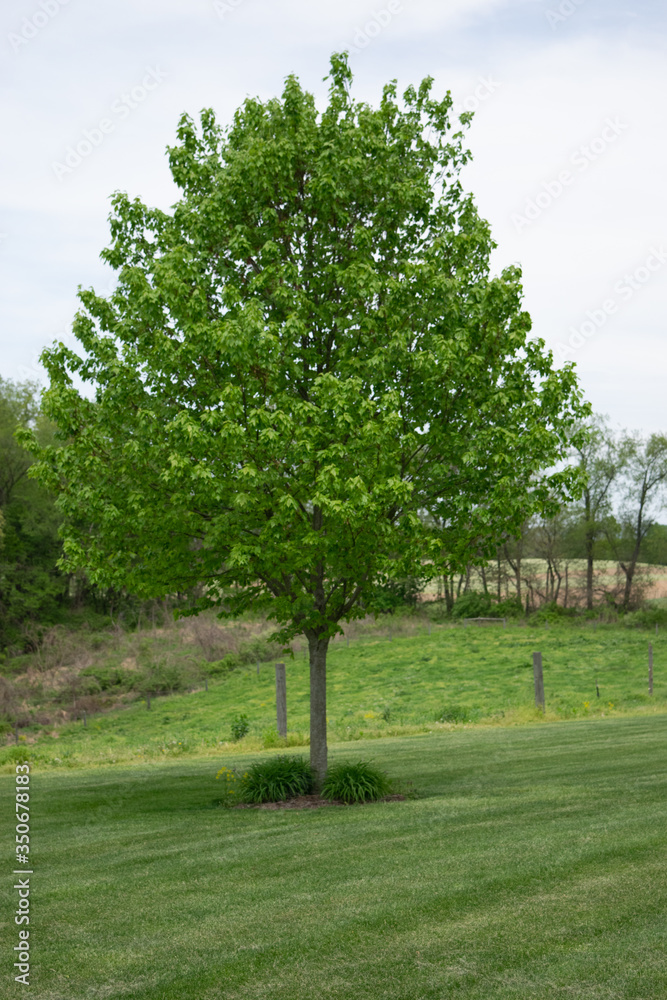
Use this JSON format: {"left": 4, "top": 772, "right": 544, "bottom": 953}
{"left": 621, "top": 544, "right": 641, "bottom": 610}
{"left": 621, "top": 563, "right": 635, "bottom": 609}
{"left": 307, "top": 632, "right": 330, "bottom": 787}
{"left": 444, "top": 575, "right": 454, "bottom": 613}
{"left": 553, "top": 564, "right": 562, "bottom": 603}
{"left": 584, "top": 489, "right": 594, "bottom": 610}
{"left": 585, "top": 527, "right": 595, "bottom": 610}
{"left": 505, "top": 554, "right": 521, "bottom": 606}
{"left": 620, "top": 506, "right": 645, "bottom": 610}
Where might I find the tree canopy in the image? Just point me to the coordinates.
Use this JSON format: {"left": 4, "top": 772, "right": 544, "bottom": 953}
{"left": 24, "top": 54, "right": 588, "bottom": 777}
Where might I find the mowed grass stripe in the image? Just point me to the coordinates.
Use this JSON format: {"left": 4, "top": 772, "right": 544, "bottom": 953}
{"left": 2, "top": 715, "right": 666, "bottom": 998}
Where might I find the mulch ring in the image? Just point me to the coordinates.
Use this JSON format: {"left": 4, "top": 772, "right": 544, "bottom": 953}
{"left": 236, "top": 793, "right": 405, "bottom": 810}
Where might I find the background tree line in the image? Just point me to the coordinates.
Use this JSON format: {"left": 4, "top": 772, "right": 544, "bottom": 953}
{"left": 0, "top": 377, "right": 177, "bottom": 651}
{"left": 2, "top": 376, "right": 667, "bottom": 652}
{"left": 0, "top": 376, "right": 67, "bottom": 648}
{"left": 433, "top": 416, "right": 667, "bottom": 615}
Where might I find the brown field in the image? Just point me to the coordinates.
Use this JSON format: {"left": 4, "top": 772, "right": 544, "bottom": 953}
{"left": 421, "top": 559, "right": 667, "bottom": 606}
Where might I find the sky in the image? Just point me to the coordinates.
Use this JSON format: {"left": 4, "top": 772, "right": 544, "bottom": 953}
{"left": 1, "top": 0, "right": 665, "bottom": 434}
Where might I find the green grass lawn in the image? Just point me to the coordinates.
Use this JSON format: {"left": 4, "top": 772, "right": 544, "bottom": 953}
{"left": 3, "top": 715, "right": 667, "bottom": 998}
{"left": 4, "top": 620, "right": 665, "bottom": 769}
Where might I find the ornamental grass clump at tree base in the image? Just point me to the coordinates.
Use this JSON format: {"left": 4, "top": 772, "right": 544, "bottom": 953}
{"left": 239, "top": 755, "right": 315, "bottom": 803}
{"left": 22, "top": 52, "right": 589, "bottom": 785}
{"left": 321, "top": 759, "right": 392, "bottom": 804}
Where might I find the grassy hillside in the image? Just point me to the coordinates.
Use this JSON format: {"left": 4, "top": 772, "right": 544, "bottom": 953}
{"left": 3, "top": 619, "right": 665, "bottom": 770}
{"left": 4, "top": 716, "right": 667, "bottom": 998}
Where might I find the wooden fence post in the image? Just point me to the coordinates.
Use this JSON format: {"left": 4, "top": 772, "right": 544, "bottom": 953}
{"left": 205, "top": 677, "right": 208, "bottom": 692}
{"left": 83, "top": 710, "right": 87, "bottom": 727}
{"left": 533, "top": 652, "right": 545, "bottom": 711}
{"left": 275, "top": 662, "right": 287, "bottom": 737}
{"left": 649, "top": 643, "right": 653, "bottom": 696}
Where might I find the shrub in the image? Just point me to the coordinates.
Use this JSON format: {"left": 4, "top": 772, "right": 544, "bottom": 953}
{"left": 321, "top": 759, "right": 391, "bottom": 804}
{"left": 80, "top": 665, "right": 135, "bottom": 692}
{"left": 451, "top": 591, "right": 492, "bottom": 619}
{"left": 493, "top": 598, "right": 524, "bottom": 619}
{"left": 203, "top": 638, "right": 284, "bottom": 676}
{"left": 239, "top": 755, "right": 315, "bottom": 803}
{"left": 622, "top": 605, "right": 667, "bottom": 629}
{"left": 205, "top": 652, "right": 242, "bottom": 676}
{"left": 368, "top": 576, "right": 425, "bottom": 614}
{"left": 423, "top": 600, "right": 450, "bottom": 623}
{"left": 138, "top": 659, "right": 189, "bottom": 695}
{"left": 530, "top": 601, "right": 576, "bottom": 624}
{"left": 78, "top": 675, "right": 103, "bottom": 696}
{"left": 230, "top": 713, "right": 250, "bottom": 742}
{"left": 237, "top": 636, "right": 284, "bottom": 666}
